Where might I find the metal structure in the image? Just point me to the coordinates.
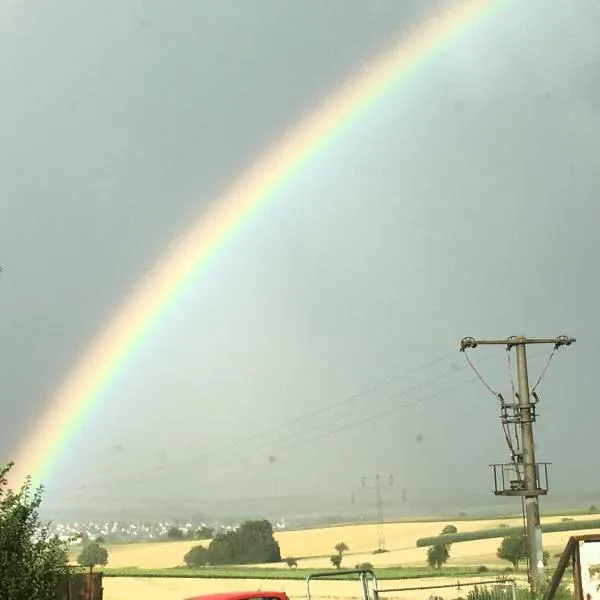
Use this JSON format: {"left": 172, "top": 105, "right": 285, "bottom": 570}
{"left": 305, "top": 569, "right": 378, "bottom": 600}
{"left": 377, "top": 578, "right": 517, "bottom": 600}
{"left": 362, "top": 474, "right": 394, "bottom": 553}
{"left": 460, "top": 334, "right": 575, "bottom": 593}
{"left": 544, "top": 534, "right": 600, "bottom": 600}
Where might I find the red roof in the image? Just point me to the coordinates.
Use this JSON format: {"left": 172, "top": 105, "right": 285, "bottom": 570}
{"left": 184, "top": 592, "right": 289, "bottom": 600}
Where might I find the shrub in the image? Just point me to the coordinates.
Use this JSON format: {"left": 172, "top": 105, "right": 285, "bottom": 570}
{"left": 441, "top": 524, "right": 458, "bottom": 535}
{"left": 330, "top": 554, "right": 342, "bottom": 569}
{"left": 184, "top": 545, "right": 208, "bottom": 567}
{"left": 416, "top": 518, "right": 600, "bottom": 547}
{"left": 285, "top": 557, "right": 298, "bottom": 568}
{"left": 477, "top": 565, "right": 489, "bottom": 572}
{"left": 204, "top": 519, "right": 281, "bottom": 565}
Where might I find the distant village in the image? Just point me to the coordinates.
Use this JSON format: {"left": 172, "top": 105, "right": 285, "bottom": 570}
{"left": 48, "top": 518, "right": 291, "bottom": 544}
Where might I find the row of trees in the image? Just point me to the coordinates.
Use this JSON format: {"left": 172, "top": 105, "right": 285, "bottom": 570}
{"left": 167, "top": 525, "right": 214, "bottom": 541}
{"left": 184, "top": 519, "right": 281, "bottom": 566}
{"left": 426, "top": 523, "right": 549, "bottom": 571}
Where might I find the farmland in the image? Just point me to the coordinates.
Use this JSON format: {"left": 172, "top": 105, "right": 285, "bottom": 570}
{"left": 82, "top": 512, "right": 599, "bottom": 600}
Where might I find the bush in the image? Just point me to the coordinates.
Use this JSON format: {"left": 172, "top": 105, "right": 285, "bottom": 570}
{"left": 330, "top": 554, "right": 342, "bottom": 569}
{"left": 416, "top": 518, "right": 600, "bottom": 547}
{"left": 202, "top": 519, "right": 280, "bottom": 566}
{"left": 285, "top": 557, "right": 298, "bottom": 568}
{"left": 0, "top": 462, "right": 69, "bottom": 600}
{"left": 441, "top": 524, "right": 458, "bottom": 535}
{"left": 184, "top": 545, "right": 208, "bottom": 567}
{"left": 355, "top": 561, "right": 374, "bottom": 569}
{"left": 477, "top": 565, "right": 489, "bottom": 572}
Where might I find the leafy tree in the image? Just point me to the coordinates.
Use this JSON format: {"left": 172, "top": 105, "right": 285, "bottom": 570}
{"left": 426, "top": 541, "right": 450, "bottom": 569}
{"left": 205, "top": 519, "right": 281, "bottom": 565}
{"left": 0, "top": 461, "right": 69, "bottom": 600}
{"left": 95, "top": 536, "right": 106, "bottom": 544}
{"left": 441, "top": 524, "right": 458, "bottom": 535}
{"left": 184, "top": 544, "right": 208, "bottom": 567}
{"left": 335, "top": 542, "right": 349, "bottom": 555}
{"left": 330, "top": 554, "right": 342, "bottom": 569}
{"left": 285, "top": 557, "right": 298, "bottom": 568}
{"left": 77, "top": 542, "right": 109, "bottom": 568}
{"left": 496, "top": 531, "right": 527, "bottom": 570}
{"left": 167, "top": 526, "right": 184, "bottom": 540}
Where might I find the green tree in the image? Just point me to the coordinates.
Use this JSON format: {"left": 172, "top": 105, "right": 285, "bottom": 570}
{"left": 496, "top": 531, "right": 527, "bottom": 570}
{"left": 330, "top": 554, "right": 342, "bottom": 569}
{"left": 95, "top": 536, "right": 106, "bottom": 544}
{"left": 77, "top": 542, "right": 109, "bottom": 568}
{"left": 206, "top": 519, "right": 281, "bottom": 565}
{"left": 0, "top": 461, "right": 69, "bottom": 600}
{"left": 167, "top": 526, "right": 184, "bottom": 540}
{"left": 335, "top": 542, "right": 349, "bottom": 555}
{"left": 184, "top": 544, "right": 208, "bottom": 567}
{"left": 285, "top": 557, "right": 298, "bottom": 568}
{"left": 426, "top": 541, "right": 450, "bottom": 569}
{"left": 441, "top": 524, "right": 458, "bottom": 535}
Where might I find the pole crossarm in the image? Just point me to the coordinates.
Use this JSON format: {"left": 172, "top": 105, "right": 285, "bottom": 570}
{"left": 460, "top": 335, "right": 575, "bottom": 351}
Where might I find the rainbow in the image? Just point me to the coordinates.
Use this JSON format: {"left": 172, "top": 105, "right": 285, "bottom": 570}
{"left": 9, "top": 0, "right": 504, "bottom": 491}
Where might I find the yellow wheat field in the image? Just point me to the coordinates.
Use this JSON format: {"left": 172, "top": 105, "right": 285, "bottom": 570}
{"left": 92, "top": 514, "right": 599, "bottom": 600}
{"left": 92, "top": 513, "right": 599, "bottom": 570}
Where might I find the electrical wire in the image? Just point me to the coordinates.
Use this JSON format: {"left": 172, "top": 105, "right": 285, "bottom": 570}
{"left": 531, "top": 348, "right": 556, "bottom": 394}
{"left": 462, "top": 350, "right": 501, "bottom": 399}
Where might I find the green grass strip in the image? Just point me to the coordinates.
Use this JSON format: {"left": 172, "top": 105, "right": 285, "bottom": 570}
{"left": 416, "top": 518, "right": 600, "bottom": 547}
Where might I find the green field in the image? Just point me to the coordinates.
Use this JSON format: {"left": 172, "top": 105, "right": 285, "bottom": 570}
{"left": 100, "top": 565, "right": 510, "bottom": 580}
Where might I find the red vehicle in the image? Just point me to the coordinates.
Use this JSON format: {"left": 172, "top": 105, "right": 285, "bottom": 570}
{"left": 184, "top": 593, "right": 290, "bottom": 600}
{"left": 184, "top": 569, "right": 378, "bottom": 600}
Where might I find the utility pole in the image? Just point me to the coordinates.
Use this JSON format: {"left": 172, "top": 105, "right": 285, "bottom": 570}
{"left": 460, "top": 335, "right": 575, "bottom": 593}
{"left": 362, "top": 474, "right": 394, "bottom": 552}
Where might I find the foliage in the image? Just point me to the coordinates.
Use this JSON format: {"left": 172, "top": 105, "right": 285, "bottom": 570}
{"left": 476, "top": 565, "right": 488, "bottom": 572}
{"left": 496, "top": 531, "right": 527, "bottom": 570}
{"left": 416, "top": 518, "right": 600, "bottom": 547}
{"left": 590, "top": 505, "right": 598, "bottom": 513}
{"left": 335, "top": 542, "right": 349, "bottom": 555}
{"left": 441, "top": 524, "right": 458, "bottom": 535}
{"left": 354, "top": 561, "right": 374, "bottom": 570}
{"left": 543, "top": 550, "right": 550, "bottom": 566}
{"left": 183, "top": 519, "right": 281, "bottom": 566}
{"left": 330, "top": 554, "right": 342, "bottom": 569}
{"left": 0, "top": 461, "right": 69, "bottom": 600}
{"left": 167, "top": 527, "right": 185, "bottom": 540}
{"left": 426, "top": 541, "right": 449, "bottom": 569}
{"left": 95, "top": 536, "right": 106, "bottom": 544}
{"left": 285, "top": 557, "right": 298, "bottom": 568}
{"left": 77, "top": 542, "right": 109, "bottom": 568}
{"left": 184, "top": 545, "right": 208, "bottom": 567}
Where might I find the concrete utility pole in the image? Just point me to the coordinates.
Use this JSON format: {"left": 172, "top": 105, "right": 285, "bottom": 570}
{"left": 460, "top": 335, "right": 575, "bottom": 593}
{"left": 362, "top": 474, "right": 394, "bottom": 552}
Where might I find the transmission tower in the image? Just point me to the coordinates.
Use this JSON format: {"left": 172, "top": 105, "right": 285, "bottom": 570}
{"left": 460, "top": 334, "right": 575, "bottom": 593}
{"left": 362, "top": 473, "right": 394, "bottom": 553}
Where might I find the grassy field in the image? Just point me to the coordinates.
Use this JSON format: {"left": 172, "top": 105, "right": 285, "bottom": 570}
{"left": 75, "top": 512, "right": 598, "bottom": 600}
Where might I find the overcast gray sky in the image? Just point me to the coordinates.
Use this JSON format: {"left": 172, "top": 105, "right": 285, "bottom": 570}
{"left": 1, "top": 0, "right": 599, "bottom": 520}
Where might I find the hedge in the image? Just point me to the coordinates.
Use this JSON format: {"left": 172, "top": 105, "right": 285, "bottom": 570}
{"left": 416, "top": 518, "right": 600, "bottom": 548}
